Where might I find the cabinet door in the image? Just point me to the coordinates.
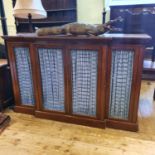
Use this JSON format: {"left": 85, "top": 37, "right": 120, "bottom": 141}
{"left": 8, "top": 43, "right": 35, "bottom": 109}
{"left": 106, "top": 46, "right": 142, "bottom": 122}
{"left": 68, "top": 46, "right": 106, "bottom": 119}
{"left": 36, "top": 46, "right": 65, "bottom": 112}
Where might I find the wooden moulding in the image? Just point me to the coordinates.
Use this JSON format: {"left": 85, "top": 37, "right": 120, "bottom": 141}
{"left": 106, "top": 119, "right": 138, "bottom": 132}
{"left": 14, "top": 106, "right": 35, "bottom": 115}
{"left": 35, "top": 111, "right": 106, "bottom": 129}
{"left": 14, "top": 106, "right": 138, "bottom": 131}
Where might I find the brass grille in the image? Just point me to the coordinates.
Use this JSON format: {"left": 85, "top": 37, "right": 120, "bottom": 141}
{"left": 71, "top": 50, "right": 98, "bottom": 116}
{"left": 38, "top": 48, "right": 65, "bottom": 111}
{"left": 14, "top": 47, "right": 34, "bottom": 105}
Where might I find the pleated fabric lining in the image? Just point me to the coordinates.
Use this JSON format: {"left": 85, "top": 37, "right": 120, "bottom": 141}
{"left": 109, "top": 50, "right": 134, "bottom": 119}
{"left": 38, "top": 48, "right": 65, "bottom": 111}
{"left": 14, "top": 47, "right": 34, "bottom": 105}
{"left": 71, "top": 50, "right": 98, "bottom": 116}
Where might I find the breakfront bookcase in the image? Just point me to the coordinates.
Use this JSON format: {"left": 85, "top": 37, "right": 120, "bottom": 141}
{"left": 3, "top": 33, "right": 151, "bottom": 131}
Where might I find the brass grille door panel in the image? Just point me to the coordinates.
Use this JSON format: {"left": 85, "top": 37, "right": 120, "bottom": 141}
{"left": 109, "top": 50, "right": 134, "bottom": 120}
{"left": 71, "top": 50, "right": 98, "bottom": 116}
{"left": 38, "top": 48, "right": 65, "bottom": 111}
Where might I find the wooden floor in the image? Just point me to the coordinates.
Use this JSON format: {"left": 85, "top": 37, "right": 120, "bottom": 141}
{"left": 1, "top": 81, "right": 155, "bottom": 155}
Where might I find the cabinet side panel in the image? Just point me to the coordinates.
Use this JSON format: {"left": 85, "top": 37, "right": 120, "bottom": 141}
{"left": 109, "top": 50, "right": 134, "bottom": 120}
{"left": 71, "top": 50, "right": 98, "bottom": 116}
{"left": 14, "top": 47, "right": 35, "bottom": 106}
{"left": 38, "top": 48, "right": 65, "bottom": 111}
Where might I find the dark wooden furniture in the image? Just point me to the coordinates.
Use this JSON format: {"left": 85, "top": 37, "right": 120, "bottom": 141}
{"left": 1, "top": 0, "right": 14, "bottom": 111}
{"left": 3, "top": 33, "right": 150, "bottom": 131}
{"left": 0, "top": 44, "right": 6, "bottom": 58}
{"left": 13, "top": 0, "right": 77, "bottom": 33}
{"left": 0, "top": 59, "right": 13, "bottom": 110}
{"left": 110, "top": 4, "right": 155, "bottom": 80}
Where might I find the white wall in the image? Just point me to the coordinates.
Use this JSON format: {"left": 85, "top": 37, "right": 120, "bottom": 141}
{"left": 77, "top": 0, "right": 104, "bottom": 24}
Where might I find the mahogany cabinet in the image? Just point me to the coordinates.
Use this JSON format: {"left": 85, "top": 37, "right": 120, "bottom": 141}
{"left": 3, "top": 33, "right": 150, "bottom": 131}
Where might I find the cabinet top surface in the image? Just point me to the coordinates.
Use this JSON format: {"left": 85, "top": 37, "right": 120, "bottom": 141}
{"left": 2, "top": 33, "right": 151, "bottom": 44}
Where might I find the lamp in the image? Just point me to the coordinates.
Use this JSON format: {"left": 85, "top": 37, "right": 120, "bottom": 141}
{"left": 13, "top": 0, "right": 47, "bottom": 33}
